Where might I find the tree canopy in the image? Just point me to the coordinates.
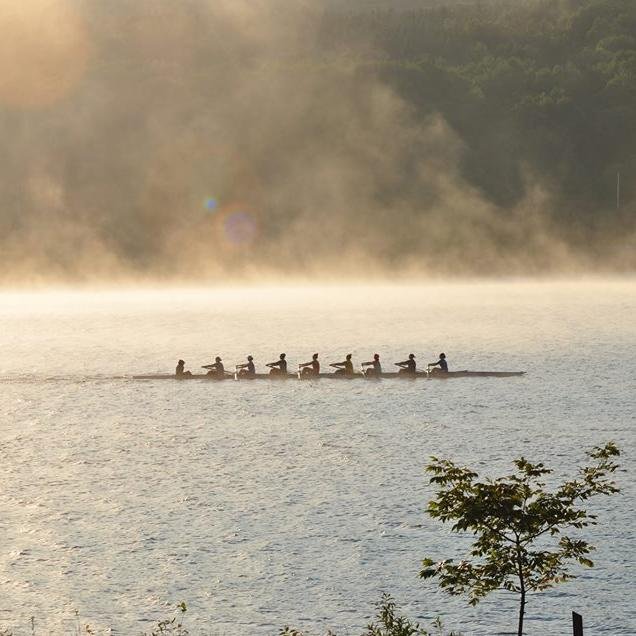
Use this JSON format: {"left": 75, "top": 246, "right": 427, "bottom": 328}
{"left": 420, "top": 441, "right": 621, "bottom": 635}
{"left": 317, "top": 0, "right": 636, "bottom": 222}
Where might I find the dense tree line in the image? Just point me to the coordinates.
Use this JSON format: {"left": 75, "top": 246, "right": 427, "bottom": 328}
{"left": 1, "top": 0, "right": 633, "bottom": 280}
{"left": 317, "top": 0, "right": 636, "bottom": 241}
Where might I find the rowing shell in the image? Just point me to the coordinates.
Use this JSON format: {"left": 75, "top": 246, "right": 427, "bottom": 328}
{"left": 132, "top": 371, "right": 526, "bottom": 381}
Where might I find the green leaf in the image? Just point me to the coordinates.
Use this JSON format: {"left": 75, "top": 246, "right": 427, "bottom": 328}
{"left": 421, "top": 442, "right": 621, "bottom": 629}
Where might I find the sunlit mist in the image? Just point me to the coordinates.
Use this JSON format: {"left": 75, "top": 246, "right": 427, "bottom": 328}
{"left": 0, "top": 0, "right": 634, "bottom": 284}
{"left": 0, "top": 0, "right": 90, "bottom": 108}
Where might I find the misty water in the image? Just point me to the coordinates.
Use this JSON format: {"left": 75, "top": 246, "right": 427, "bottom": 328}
{"left": 1, "top": 281, "right": 634, "bottom": 635}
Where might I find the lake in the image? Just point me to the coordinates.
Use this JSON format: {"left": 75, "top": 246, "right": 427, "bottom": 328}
{"left": 1, "top": 280, "right": 634, "bottom": 635}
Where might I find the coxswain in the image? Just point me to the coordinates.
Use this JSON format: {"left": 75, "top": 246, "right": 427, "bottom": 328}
{"left": 175, "top": 359, "right": 192, "bottom": 378}
{"left": 266, "top": 353, "right": 288, "bottom": 376}
{"left": 299, "top": 353, "right": 320, "bottom": 376}
{"left": 362, "top": 353, "right": 382, "bottom": 377}
{"left": 204, "top": 356, "right": 226, "bottom": 378}
{"left": 428, "top": 352, "right": 448, "bottom": 373}
{"left": 395, "top": 353, "right": 417, "bottom": 375}
{"left": 331, "top": 353, "right": 354, "bottom": 376}
{"left": 236, "top": 355, "right": 256, "bottom": 377}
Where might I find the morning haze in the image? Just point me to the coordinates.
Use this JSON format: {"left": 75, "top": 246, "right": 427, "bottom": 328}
{"left": 1, "top": 5, "right": 634, "bottom": 634}
{"left": 0, "top": 0, "right": 634, "bottom": 283}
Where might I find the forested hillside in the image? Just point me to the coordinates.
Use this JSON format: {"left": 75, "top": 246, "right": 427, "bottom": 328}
{"left": 317, "top": 0, "right": 635, "bottom": 233}
{"left": 1, "top": 0, "right": 633, "bottom": 280}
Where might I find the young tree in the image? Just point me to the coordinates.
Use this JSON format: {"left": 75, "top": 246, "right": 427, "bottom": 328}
{"left": 420, "top": 442, "right": 620, "bottom": 636}
{"left": 280, "top": 593, "right": 458, "bottom": 636}
{"left": 363, "top": 593, "right": 457, "bottom": 636}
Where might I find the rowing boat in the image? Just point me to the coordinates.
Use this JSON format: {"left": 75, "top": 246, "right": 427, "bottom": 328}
{"left": 132, "top": 371, "right": 526, "bottom": 381}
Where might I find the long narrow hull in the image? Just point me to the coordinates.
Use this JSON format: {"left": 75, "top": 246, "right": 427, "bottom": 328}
{"left": 133, "top": 371, "right": 526, "bottom": 381}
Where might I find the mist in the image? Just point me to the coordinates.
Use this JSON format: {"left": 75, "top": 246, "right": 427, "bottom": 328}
{"left": 0, "top": 0, "right": 634, "bottom": 284}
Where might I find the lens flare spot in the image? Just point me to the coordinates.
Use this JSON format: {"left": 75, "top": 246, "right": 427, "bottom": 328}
{"left": 223, "top": 211, "right": 258, "bottom": 246}
{"left": 204, "top": 197, "right": 219, "bottom": 212}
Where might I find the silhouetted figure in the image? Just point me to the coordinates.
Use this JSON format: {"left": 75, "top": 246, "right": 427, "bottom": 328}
{"left": 204, "top": 356, "right": 226, "bottom": 378}
{"left": 236, "top": 355, "right": 256, "bottom": 377}
{"left": 299, "top": 353, "right": 320, "bottom": 376}
{"left": 428, "top": 352, "right": 448, "bottom": 373}
{"left": 175, "top": 359, "right": 192, "bottom": 378}
{"left": 362, "top": 353, "right": 382, "bottom": 377}
{"left": 266, "top": 353, "right": 288, "bottom": 376}
{"left": 331, "top": 353, "right": 354, "bottom": 376}
{"left": 395, "top": 353, "right": 417, "bottom": 375}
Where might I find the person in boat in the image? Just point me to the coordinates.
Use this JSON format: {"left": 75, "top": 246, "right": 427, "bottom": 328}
{"left": 331, "top": 353, "right": 354, "bottom": 376}
{"left": 428, "top": 352, "right": 448, "bottom": 374}
{"left": 395, "top": 353, "right": 417, "bottom": 375}
{"left": 362, "top": 353, "right": 382, "bottom": 377}
{"left": 266, "top": 353, "right": 288, "bottom": 376}
{"left": 299, "top": 353, "right": 320, "bottom": 376}
{"left": 175, "top": 359, "right": 192, "bottom": 378}
{"left": 236, "top": 355, "right": 256, "bottom": 377}
{"left": 204, "top": 356, "right": 226, "bottom": 378}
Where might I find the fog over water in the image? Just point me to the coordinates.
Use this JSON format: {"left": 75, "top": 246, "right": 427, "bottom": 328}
{"left": 1, "top": 0, "right": 634, "bottom": 283}
{"left": 1, "top": 281, "right": 634, "bottom": 634}
{"left": 1, "top": 0, "right": 634, "bottom": 633}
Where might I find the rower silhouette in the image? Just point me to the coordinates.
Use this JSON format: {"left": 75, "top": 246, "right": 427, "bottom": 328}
{"left": 266, "top": 353, "right": 288, "bottom": 376}
{"left": 428, "top": 352, "right": 448, "bottom": 374}
{"left": 362, "top": 353, "right": 382, "bottom": 377}
{"left": 204, "top": 356, "right": 225, "bottom": 378}
{"left": 175, "top": 359, "right": 192, "bottom": 378}
{"left": 331, "top": 353, "right": 354, "bottom": 376}
{"left": 236, "top": 355, "right": 256, "bottom": 377}
{"left": 395, "top": 353, "right": 417, "bottom": 375}
{"left": 299, "top": 353, "right": 320, "bottom": 376}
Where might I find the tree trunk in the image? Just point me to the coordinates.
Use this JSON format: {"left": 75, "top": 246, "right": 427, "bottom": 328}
{"left": 516, "top": 537, "right": 526, "bottom": 636}
{"left": 517, "top": 589, "right": 525, "bottom": 636}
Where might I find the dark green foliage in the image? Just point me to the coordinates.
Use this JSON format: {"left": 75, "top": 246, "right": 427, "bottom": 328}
{"left": 363, "top": 593, "right": 429, "bottom": 636}
{"left": 141, "top": 603, "right": 188, "bottom": 636}
{"left": 142, "top": 617, "right": 188, "bottom": 636}
{"left": 3, "top": 0, "right": 633, "bottom": 278}
{"left": 362, "top": 593, "right": 459, "bottom": 636}
{"left": 420, "top": 442, "right": 620, "bottom": 636}
{"left": 279, "top": 627, "right": 337, "bottom": 636}
{"left": 280, "top": 593, "right": 458, "bottom": 636}
{"left": 317, "top": 0, "right": 636, "bottom": 226}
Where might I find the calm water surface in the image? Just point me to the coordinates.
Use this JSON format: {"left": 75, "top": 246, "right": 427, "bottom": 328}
{"left": 0, "top": 281, "right": 634, "bottom": 635}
